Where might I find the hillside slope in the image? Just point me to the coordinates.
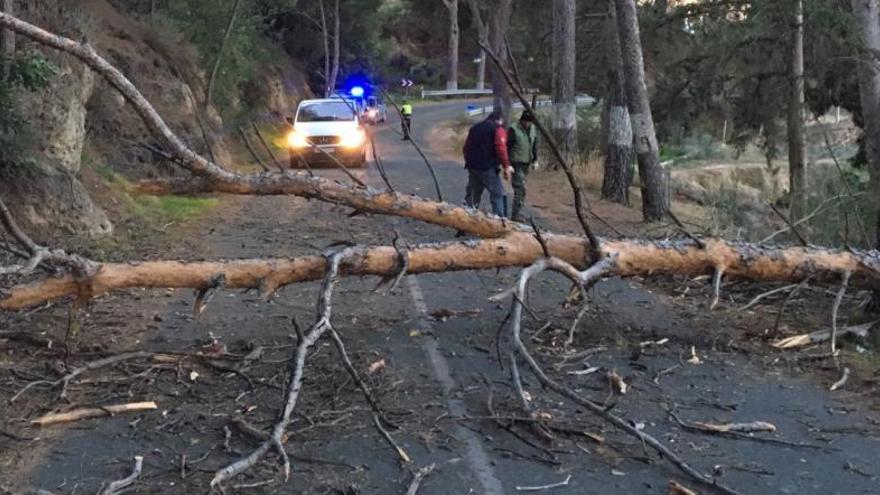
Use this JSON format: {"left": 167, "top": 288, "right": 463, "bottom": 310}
{"left": 0, "top": 0, "right": 310, "bottom": 237}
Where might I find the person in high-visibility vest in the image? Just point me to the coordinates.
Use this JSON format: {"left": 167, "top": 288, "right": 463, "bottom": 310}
{"left": 401, "top": 101, "right": 413, "bottom": 140}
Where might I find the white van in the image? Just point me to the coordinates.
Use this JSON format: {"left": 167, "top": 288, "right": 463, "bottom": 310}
{"left": 286, "top": 98, "right": 367, "bottom": 168}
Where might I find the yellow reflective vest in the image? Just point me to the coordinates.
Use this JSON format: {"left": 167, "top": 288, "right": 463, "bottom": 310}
{"left": 401, "top": 104, "right": 413, "bottom": 116}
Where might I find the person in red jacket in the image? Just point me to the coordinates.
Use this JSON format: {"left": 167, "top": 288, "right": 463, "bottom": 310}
{"left": 462, "top": 110, "right": 511, "bottom": 217}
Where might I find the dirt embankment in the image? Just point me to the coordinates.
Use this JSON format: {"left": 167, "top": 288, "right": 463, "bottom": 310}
{"left": 1, "top": 0, "right": 310, "bottom": 240}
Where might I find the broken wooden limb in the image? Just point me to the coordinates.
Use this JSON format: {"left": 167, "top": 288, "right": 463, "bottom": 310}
{"left": 380, "top": 88, "right": 443, "bottom": 202}
{"left": 0, "top": 197, "right": 97, "bottom": 277}
{"left": 31, "top": 402, "right": 158, "bottom": 426}
{"left": 238, "top": 126, "right": 270, "bottom": 172}
{"left": 99, "top": 455, "right": 144, "bottom": 495}
{"left": 405, "top": 463, "right": 436, "bottom": 495}
{"left": 193, "top": 273, "right": 226, "bottom": 316}
{"left": 251, "top": 121, "right": 286, "bottom": 172}
{"left": 666, "top": 408, "right": 829, "bottom": 450}
{"left": 740, "top": 284, "right": 799, "bottom": 311}
{"left": 691, "top": 421, "right": 777, "bottom": 434}
{"left": 515, "top": 474, "right": 572, "bottom": 492}
{"left": 830, "top": 271, "right": 851, "bottom": 354}
{"left": 372, "top": 412, "right": 411, "bottom": 464}
{"left": 11, "top": 351, "right": 156, "bottom": 402}
{"left": 478, "top": 38, "right": 601, "bottom": 252}
{"left": 211, "top": 249, "right": 351, "bottom": 487}
{"left": 328, "top": 327, "right": 395, "bottom": 427}
{"left": 667, "top": 480, "right": 699, "bottom": 495}
{"left": 710, "top": 266, "right": 724, "bottom": 310}
{"left": 607, "top": 369, "right": 628, "bottom": 395}
{"left": 501, "top": 257, "right": 741, "bottom": 494}
{"left": 830, "top": 367, "right": 850, "bottom": 391}
{"left": 771, "top": 321, "right": 878, "bottom": 349}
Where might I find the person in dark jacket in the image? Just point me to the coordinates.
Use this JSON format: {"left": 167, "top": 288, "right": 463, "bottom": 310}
{"left": 462, "top": 110, "right": 511, "bottom": 217}
{"left": 507, "top": 110, "right": 539, "bottom": 222}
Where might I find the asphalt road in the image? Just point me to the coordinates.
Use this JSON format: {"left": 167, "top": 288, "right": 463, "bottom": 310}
{"left": 23, "top": 101, "right": 880, "bottom": 494}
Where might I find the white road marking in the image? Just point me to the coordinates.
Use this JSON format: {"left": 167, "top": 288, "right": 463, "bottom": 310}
{"left": 407, "top": 274, "right": 505, "bottom": 494}
{"left": 362, "top": 131, "right": 503, "bottom": 494}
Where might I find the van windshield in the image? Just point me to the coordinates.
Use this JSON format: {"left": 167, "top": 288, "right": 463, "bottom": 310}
{"left": 298, "top": 101, "right": 355, "bottom": 122}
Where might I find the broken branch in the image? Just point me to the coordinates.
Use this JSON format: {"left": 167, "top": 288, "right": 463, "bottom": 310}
{"left": 31, "top": 402, "right": 158, "bottom": 426}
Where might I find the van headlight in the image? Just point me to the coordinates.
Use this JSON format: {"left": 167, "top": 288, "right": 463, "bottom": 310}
{"left": 286, "top": 131, "right": 308, "bottom": 148}
{"left": 340, "top": 129, "right": 365, "bottom": 148}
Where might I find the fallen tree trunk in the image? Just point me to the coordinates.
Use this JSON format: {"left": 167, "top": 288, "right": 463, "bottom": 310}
{"left": 137, "top": 174, "right": 517, "bottom": 239}
{"left": 4, "top": 233, "right": 879, "bottom": 311}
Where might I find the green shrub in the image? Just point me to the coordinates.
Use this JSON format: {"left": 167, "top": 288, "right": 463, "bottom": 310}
{"left": 0, "top": 54, "right": 57, "bottom": 165}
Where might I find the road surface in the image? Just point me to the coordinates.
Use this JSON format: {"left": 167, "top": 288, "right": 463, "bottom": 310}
{"left": 21, "top": 101, "right": 880, "bottom": 494}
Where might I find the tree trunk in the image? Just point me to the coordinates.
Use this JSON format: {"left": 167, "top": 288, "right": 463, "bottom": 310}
{"left": 1, "top": 0, "right": 13, "bottom": 83}
{"left": 328, "top": 0, "right": 341, "bottom": 96}
{"left": 787, "top": 0, "right": 807, "bottom": 222}
{"left": 488, "top": 0, "right": 512, "bottom": 121}
{"left": 205, "top": 0, "right": 242, "bottom": 110}
{"left": 852, "top": 0, "right": 880, "bottom": 246}
{"left": 552, "top": 0, "right": 578, "bottom": 164}
{"left": 614, "top": 0, "right": 668, "bottom": 222}
{"left": 444, "top": 0, "right": 459, "bottom": 91}
{"left": 476, "top": 50, "right": 486, "bottom": 90}
{"left": 467, "top": 0, "right": 489, "bottom": 90}
{"left": 602, "top": 0, "right": 633, "bottom": 205}
{"left": 7, "top": 215, "right": 880, "bottom": 311}
{"left": 319, "top": 0, "right": 331, "bottom": 97}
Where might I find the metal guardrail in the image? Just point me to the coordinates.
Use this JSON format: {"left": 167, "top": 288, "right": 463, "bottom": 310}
{"left": 465, "top": 95, "right": 596, "bottom": 117}
{"left": 421, "top": 88, "right": 495, "bottom": 98}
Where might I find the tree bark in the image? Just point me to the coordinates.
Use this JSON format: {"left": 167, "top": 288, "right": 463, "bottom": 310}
{"left": 328, "top": 0, "right": 341, "bottom": 95}
{"left": 467, "top": 0, "right": 489, "bottom": 91}
{"left": 488, "top": 0, "right": 512, "bottom": 121}
{"left": 1, "top": 0, "right": 13, "bottom": 83}
{"left": 602, "top": 1, "right": 633, "bottom": 205}
{"left": 6, "top": 222, "right": 880, "bottom": 311}
{"left": 205, "top": 0, "right": 242, "bottom": 110}
{"left": 443, "top": 0, "right": 459, "bottom": 91}
{"left": 614, "top": 0, "right": 668, "bottom": 221}
{"left": 852, "top": 0, "right": 880, "bottom": 246}
{"left": 552, "top": 0, "right": 578, "bottom": 164}
{"left": 787, "top": 0, "right": 807, "bottom": 221}
{"left": 476, "top": 49, "right": 486, "bottom": 90}
{"left": 318, "top": 0, "right": 331, "bottom": 97}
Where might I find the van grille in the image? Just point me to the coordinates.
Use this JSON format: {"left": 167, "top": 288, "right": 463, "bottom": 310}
{"left": 307, "top": 136, "right": 340, "bottom": 145}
